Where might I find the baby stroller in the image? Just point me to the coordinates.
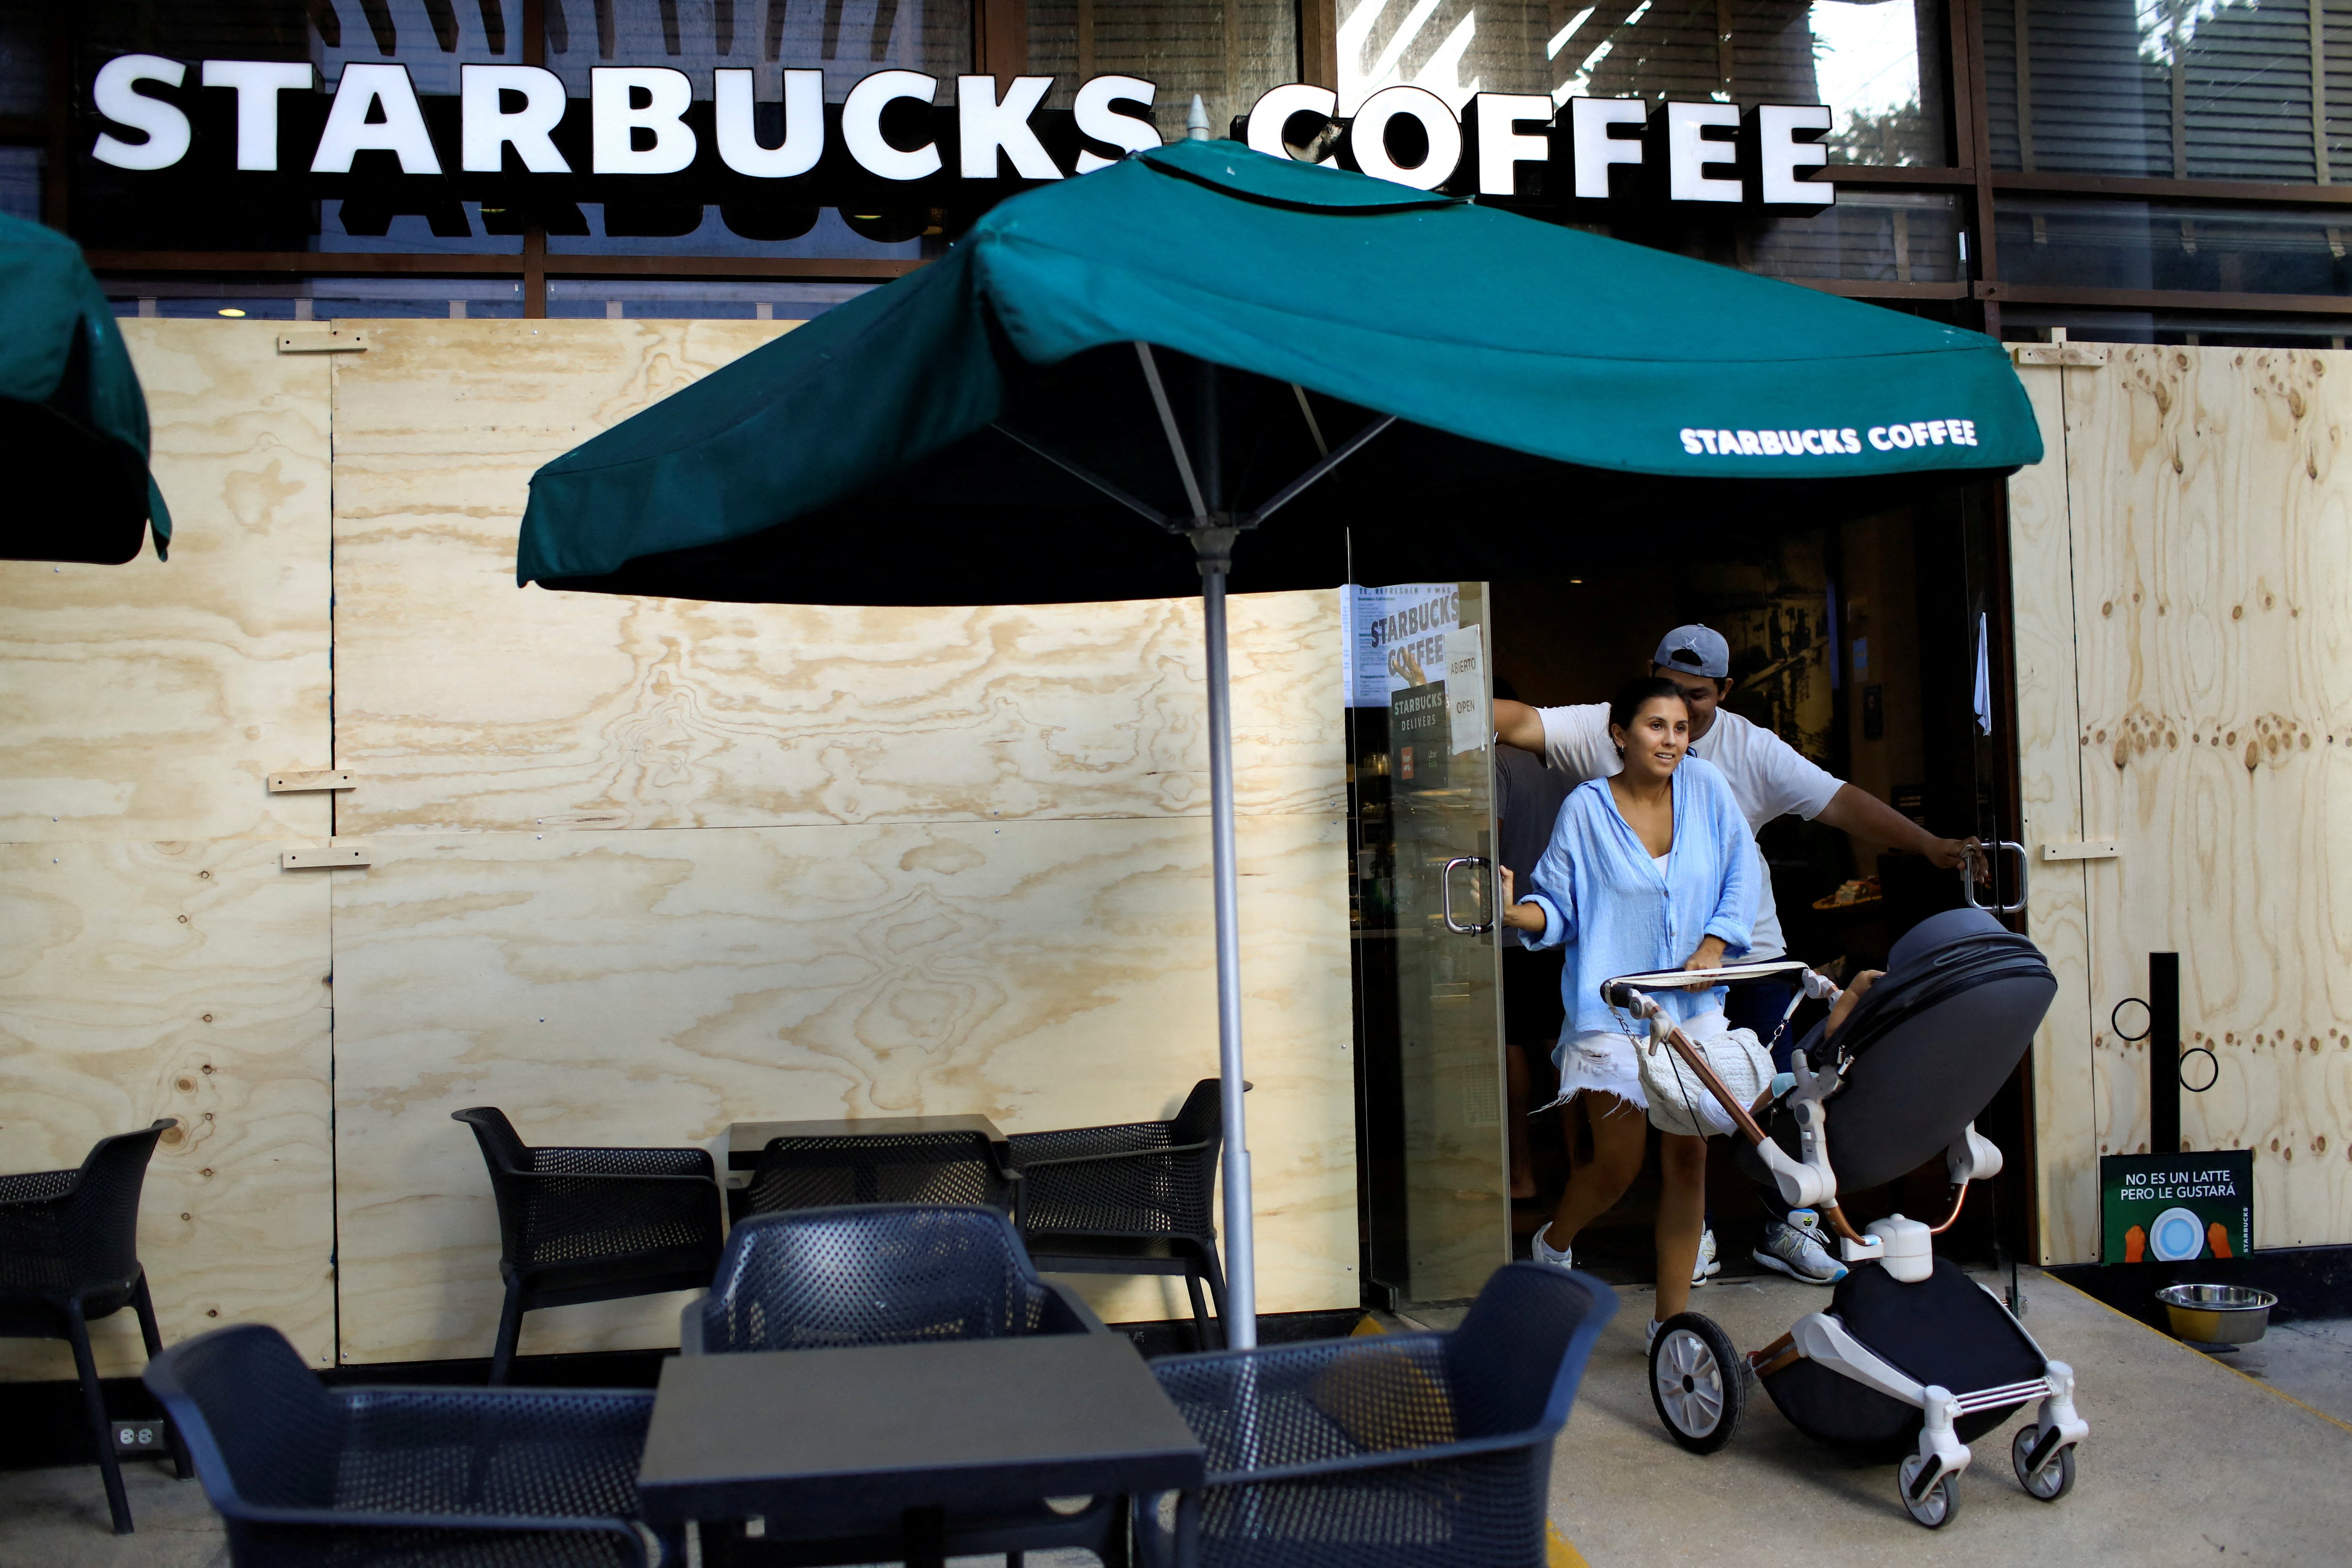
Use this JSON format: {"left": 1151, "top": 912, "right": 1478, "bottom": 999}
{"left": 1602, "top": 907, "right": 2089, "bottom": 1528}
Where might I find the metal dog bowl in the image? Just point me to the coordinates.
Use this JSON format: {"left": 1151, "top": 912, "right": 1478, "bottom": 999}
{"left": 2155, "top": 1283, "right": 2277, "bottom": 1345}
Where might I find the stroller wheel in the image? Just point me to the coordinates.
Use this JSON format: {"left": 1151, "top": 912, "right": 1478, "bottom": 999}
{"left": 1648, "top": 1313, "right": 1744, "bottom": 1454}
{"left": 1897, "top": 1455, "right": 1961, "bottom": 1528}
{"left": 2011, "top": 1425, "right": 2077, "bottom": 1501}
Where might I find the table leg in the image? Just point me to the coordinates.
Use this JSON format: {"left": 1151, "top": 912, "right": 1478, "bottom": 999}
{"left": 903, "top": 1504, "right": 947, "bottom": 1568}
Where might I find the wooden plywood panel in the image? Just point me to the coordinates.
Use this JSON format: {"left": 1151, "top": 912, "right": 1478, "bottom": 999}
{"left": 331, "top": 817, "right": 1354, "bottom": 1363}
{"left": 0, "top": 322, "right": 332, "bottom": 844}
{"left": 2008, "top": 364, "right": 2099, "bottom": 1263}
{"left": 327, "top": 320, "right": 1344, "bottom": 836}
{"left": 2063, "top": 347, "right": 2352, "bottom": 1249}
{"left": 0, "top": 839, "right": 335, "bottom": 1377}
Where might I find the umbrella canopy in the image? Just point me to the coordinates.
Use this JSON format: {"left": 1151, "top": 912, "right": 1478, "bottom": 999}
{"left": 517, "top": 136, "right": 2043, "bottom": 1345}
{"left": 0, "top": 215, "right": 172, "bottom": 565}
{"left": 519, "top": 137, "right": 2036, "bottom": 605}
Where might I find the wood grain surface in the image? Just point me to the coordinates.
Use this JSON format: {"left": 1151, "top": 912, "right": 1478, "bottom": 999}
{"left": 0, "top": 323, "right": 332, "bottom": 845}
{"left": 2007, "top": 362, "right": 2100, "bottom": 1264}
{"left": 0, "top": 839, "right": 335, "bottom": 1375}
{"left": 2040, "top": 346, "right": 2352, "bottom": 1251}
{"left": 328, "top": 320, "right": 1346, "bottom": 836}
{"left": 330, "top": 817, "right": 1354, "bottom": 1362}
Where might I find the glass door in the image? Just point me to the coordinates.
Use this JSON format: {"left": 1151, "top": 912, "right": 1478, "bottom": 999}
{"left": 1346, "top": 581, "right": 1509, "bottom": 1310}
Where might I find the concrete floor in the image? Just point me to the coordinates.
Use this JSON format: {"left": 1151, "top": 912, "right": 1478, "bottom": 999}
{"left": 4, "top": 1269, "right": 2346, "bottom": 1568}
{"left": 1527, "top": 1268, "right": 2352, "bottom": 1568}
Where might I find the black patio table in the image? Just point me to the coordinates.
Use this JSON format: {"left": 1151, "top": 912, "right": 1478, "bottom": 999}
{"left": 636, "top": 1332, "right": 1204, "bottom": 1568}
{"left": 721, "top": 1114, "right": 1008, "bottom": 1189}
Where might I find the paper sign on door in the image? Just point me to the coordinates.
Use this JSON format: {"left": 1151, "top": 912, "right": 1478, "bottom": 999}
{"left": 1445, "top": 625, "right": 1487, "bottom": 755}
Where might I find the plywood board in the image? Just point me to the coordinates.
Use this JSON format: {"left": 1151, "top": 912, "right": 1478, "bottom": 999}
{"left": 2062, "top": 347, "right": 2352, "bottom": 1250}
{"left": 327, "top": 320, "right": 1344, "bottom": 836}
{"left": 2006, "top": 363, "right": 2099, "bottom": 1263}
{"left": 0, "top": 839, "right": 335, "bottom": 1377}
{"left": 0, "top": 322, "right": 332, "bottom": 845}
{"left": 330, "top": 816, "right": 1354, "bottom": 1363}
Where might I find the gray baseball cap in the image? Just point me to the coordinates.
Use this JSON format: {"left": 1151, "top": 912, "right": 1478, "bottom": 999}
{"left": 1653, "top": 624, "right": 1731, "bottom": 679}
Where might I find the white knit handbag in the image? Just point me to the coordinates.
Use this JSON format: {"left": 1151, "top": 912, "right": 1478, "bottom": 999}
{"left": 1638, "top": 1020, "right": 1773, "bottom": 1138}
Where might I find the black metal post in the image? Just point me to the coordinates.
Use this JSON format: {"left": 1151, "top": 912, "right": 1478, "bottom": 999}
{"left": 2149, "top": 952, "right": 2180, "bottom": 1154}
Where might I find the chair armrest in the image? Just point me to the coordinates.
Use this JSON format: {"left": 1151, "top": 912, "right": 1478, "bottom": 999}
{"left": 226, "top": 1505, "right": 660, "bottom": 1566}
{"left": 678, "top": 1294, "right": 707, "bottom": 1355}
{"left": 1040, "top": 1281, "right": 1111, "bottom": 1336}
{"left": 533, "top": 1146, "right": 715, "bottom": 1179}
{"left": 1008, "top": 1138, "right": 1208, "bottom": 1174}
{"left": 335, "top": 1387, "right": 653, "bottom": 1516}
{"left": 0, "top": 1168, "right": 77, "bottom": 1208}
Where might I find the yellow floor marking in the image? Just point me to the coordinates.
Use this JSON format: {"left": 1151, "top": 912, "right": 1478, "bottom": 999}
{"left": 1351, "top": 1313, "right": 1387, "bottom": 1336}
{"left": 2042, "top": 1274, "right": 2352, "bottom": 1438}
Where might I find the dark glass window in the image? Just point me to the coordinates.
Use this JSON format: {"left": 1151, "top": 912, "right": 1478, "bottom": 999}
{"left": 1028, "top": 0, "right": 1299, "bottom": 131}
{"left": 1996, "top": 198, "right": 2352, "bottom": 293}
{"left": 1986, "top": 0, "right": 2351, "bottom": 181}
{"left": 1323, "top": 0, "right": 1946, "bottom": 166}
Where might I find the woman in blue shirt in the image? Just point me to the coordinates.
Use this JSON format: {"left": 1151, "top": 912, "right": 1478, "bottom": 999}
{"left": 1499, "top": 676, "right": 1755, "bottom": 1333}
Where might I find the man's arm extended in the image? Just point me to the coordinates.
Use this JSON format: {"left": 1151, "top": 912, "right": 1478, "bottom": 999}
{"left": 1492, "top": 698, "right": 1545, "bottom": 754}
{"left": 1816, "top": 783, "right": 1978, "bottom": 870}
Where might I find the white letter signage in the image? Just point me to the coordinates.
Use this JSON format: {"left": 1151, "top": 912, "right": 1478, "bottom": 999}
{"left": 92, "top": 55, "right": 191, "bottom": 172}
{"left": 842, "top": 71, "right": 942, "bottom": 181}
{"left": 88, "top": 55, "right": 1839, "bottom": 209}
{"left": 1348, "top": 85, "right": 1461, "bottom": 191}
{"left": 461, "top": 64, "right": 571, "bottom": 173}
{"left": 1473, "top": 93, "right": 1553, "bottom": 197}
{"left": 1664, "top": 101, "right": 1741, "bottom": 202}
{"left": 1244, "top": 83, "right": 1339, "bottom": 163}
{"left": 311, "top": 64, "right": 443, "bottom": 175}
{"left": 201, "top": 60, "right": 313, "bottom": 172}
{"left": 1757, "top": 103, "right": 1833, "bottom": 206}
{"left": 1072, "top": 75, "right": 1161, "bottom": 173}
{"left": 1568, "top": 96, "right": 1645, "bottom": 199}
{"left": 592, "top": 67, "right": 697, "bottom": 174}
{"left": 715, "top": 67, "right": 824, "bottom": 178}
{"left": 959, "top": 75, "right": 1060, "bottom": 179}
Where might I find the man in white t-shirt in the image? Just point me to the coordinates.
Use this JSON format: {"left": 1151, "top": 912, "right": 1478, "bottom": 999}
{"left": 1494, "top": 623, "right": 1979, "bottom": 1285}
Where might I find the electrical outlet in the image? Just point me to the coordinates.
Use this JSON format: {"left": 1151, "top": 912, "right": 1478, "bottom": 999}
{"left": 112, "top": 1417, "right": 170, "bottom": 1456}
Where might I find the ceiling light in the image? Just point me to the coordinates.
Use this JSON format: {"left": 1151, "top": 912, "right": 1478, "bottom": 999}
{"left": 217, "top": 308, "right": 246, "bottom": 317}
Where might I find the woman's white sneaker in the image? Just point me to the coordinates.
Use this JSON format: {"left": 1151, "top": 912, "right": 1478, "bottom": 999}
{"left": 1692, "top": 1226, "right": 1722, "bottom": 1285}
{"left": 1531, "top": 1223, "right": 1574, "bottom": 1270}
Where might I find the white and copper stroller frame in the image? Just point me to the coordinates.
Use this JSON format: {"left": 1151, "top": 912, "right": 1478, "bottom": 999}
{"left": 1600, "top": 921, "right": 2088, "bottom": 1530}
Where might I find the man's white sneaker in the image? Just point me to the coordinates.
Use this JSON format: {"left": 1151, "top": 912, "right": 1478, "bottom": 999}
{"left": 1752, "top": 1209, "right": 1849, "bottom": 1284}
{"left": 1692, "top": 1227, "right": 1722, "bottom": 1285}
{"left": 1531, "top": 1223, "right": 1574, "bottom": 1270}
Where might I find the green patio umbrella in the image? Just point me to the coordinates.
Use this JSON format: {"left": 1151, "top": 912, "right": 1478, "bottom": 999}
{"left": 518, "top": 131, "right": 2041, "bottom": 1345}
{"left": 0, "top": 215, "right": 171, "bottom": 565}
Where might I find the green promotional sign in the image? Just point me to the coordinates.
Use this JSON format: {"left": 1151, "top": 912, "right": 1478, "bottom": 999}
{"left": 2100, "top": 1151, "right": 2253, "bottom": 1264}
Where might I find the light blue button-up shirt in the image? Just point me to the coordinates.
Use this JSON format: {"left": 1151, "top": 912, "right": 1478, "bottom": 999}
{"left": 1515, "top": 755, "right": 1756, "bottom": 1038}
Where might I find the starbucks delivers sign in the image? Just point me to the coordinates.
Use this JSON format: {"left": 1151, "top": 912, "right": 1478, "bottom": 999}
{"left": 2099, "top": 1150, "right": 2253, "bottom": 1264}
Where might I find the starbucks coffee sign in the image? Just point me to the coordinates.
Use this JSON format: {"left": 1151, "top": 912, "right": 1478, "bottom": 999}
{"left": 90, "top": 55, "right": 1836, "bottom": 208}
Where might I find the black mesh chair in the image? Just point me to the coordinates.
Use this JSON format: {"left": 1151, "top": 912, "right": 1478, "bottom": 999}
{"left": 1009, "top": 1080, "right": 1229, "bottom": 1349}
{"left": 684, "top": 1205, "right": 1124, "bottom": 1568}
{"left": 1138, "top": 1262, "right": 1617, "bottom": 1568}
{"left": 739, "top": 1129, "right": 1016, "bottom": 1219}
{"left": 144, "top": 1322, "right": 659, "bottom": 1568}
{"left": 0, "top": 1119, "right": 183, "bottom": 1534}
{"left": 452, "top": 1106, "right": 724, "bottom": 1384}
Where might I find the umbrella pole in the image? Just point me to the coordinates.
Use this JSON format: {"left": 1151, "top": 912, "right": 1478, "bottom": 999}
{"left": 1194, "top": 525, "right": 1256, "bottom": 1351}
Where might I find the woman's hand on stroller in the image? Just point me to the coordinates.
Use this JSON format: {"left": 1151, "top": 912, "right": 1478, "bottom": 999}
{"left": 1824, "top": 969, "right": 1884, "bottom": 1036}
{"left": 1672, "top": 935, "right": 1728, "bottom": 986}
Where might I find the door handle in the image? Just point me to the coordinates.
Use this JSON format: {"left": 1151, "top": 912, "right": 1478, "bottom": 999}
{"left": 1442, "top": 856, "right": 1493, "bottom": 934}
{"left": 1960, "top": 841, "right": 2029, "bottom": 915}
